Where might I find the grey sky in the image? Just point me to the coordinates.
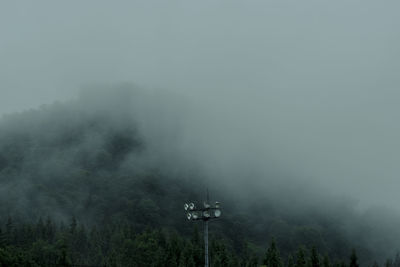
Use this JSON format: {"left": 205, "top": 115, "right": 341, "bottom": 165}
{"left": 1, "top": 1, "right": 400, "bottom": 210}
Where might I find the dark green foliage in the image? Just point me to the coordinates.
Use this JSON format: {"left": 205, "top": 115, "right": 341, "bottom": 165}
{"left": 263, "top": 238, "right": 283, "bottom": 267}
{"left": 210, "top": 238, "right": 230, "bottom": 267}
{"left": 287, "top": 255, "right": 295, "bottom": 267}
{"left": 322, "top": 254, "right": 331, "bottom": 267}
{"left": 0, "top": 216, "right": 393, "bottom": 267}
{"left": 393, "top": 253, "right": 400, "bottom": 267}
{"left": 349, "top": 249, "right": 359, "bottom": 267}
{"left": 310, "top": 246, "right": 320, "bottom": 267}
{"left": 0, "top": 92, "right": 396, "bottom": 266}
{"left": 245, "top": 255, "right": 258, "bottom": 267}
{"left": 0, "top": 217, "right": 262, "bottom": 267}
{"left": 295, "top": 246, "right": 307, "bottom": 267}
{"left": 386, "top": 259, "right": 393, "bottom": 267}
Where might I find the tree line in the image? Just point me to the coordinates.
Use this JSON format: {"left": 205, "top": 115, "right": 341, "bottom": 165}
{"left": 1, "top": 217, "right": 399, "bottom": 267}
{"left": 1, "top": 94, "right": 400, "bottom": 266}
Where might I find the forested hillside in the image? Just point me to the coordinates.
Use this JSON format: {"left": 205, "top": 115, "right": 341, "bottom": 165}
{"left": 0, "top": 89, "right": 399, "bottom": 266}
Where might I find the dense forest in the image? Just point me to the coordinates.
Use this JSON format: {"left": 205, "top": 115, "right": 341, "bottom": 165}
{"left": 1, "top": 89, "right": 400, "bottom": 266}
{"left": 1, "top": 217, "right": 400, "bottom": 266}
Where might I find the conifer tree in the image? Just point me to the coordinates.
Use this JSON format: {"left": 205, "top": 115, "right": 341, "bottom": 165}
{"left": 310, "top": 246, "right": 320, "bottom": 267}
{"left": 295, "top": 246, "right": 307, "bottom": 267}
{"left": 5, "top": 216, "right": 13, "bottom": 245}
{"left": 186, "top": 256, "right": 196, "bottom": 267}
{"left": 228, "top": 256, "right": 241, "bottom": 267}
{"left": 385, "top": 259, "right": 393, "bottom": 267}
{"left": 287, "top": 254, "right": 295, "bottom": 267}
{"left": 393, "top": 252, "right": 400, "bottom": 267}
{"left": 69, "top": 216, "right": 77, "bottom": 234}
{"left": 246, "top": 255, "right": 259, "bottom": 267}
{"left": 45, "top": 216, "right": 55, "bottom": 242}
{"left": 263, "top": 238, "right": 283, "bottom": 267}
{"left": 322, "top": 254, "right": 331, "bottom": 267}
{"left": 36, "top": 217, "right": 45, "bottom": 240}
{"left": 349, "top": 249, "right": 359, "bottom": 267}
{"left": 0, "top": 228, "right": 4, "bottom": 247}
{"left": 191, "top": 225, "right": 200, "bottom": 245}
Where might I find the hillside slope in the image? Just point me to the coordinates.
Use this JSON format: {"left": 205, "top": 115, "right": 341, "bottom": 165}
{"left": 1, "top": 88, "right": 399, "bottom": 265}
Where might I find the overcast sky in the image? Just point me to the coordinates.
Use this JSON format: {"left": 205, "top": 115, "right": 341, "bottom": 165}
{"left": 1, "top": 0, "right": 400, "bottom": 210}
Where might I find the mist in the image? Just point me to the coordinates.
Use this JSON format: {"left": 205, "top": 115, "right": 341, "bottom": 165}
{"left": 1, "top": 0, "right": 400, "bottom": 265}
{"left": 1, "top": 0, "right": 399, "bottom": 210}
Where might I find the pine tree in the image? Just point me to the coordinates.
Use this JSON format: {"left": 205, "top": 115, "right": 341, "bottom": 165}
{"left": 191, "top": 225, "right": 200, "bottom": 245}
{"left": 69, "top": 216, "right": 77, "bottom": 234}
{"left": 57, "top": 237, "right": 72, "bottom": 266}
{"left": 245, "top": 255, "right": 259, "bottom": 267}
{"left": 36, "top": 217, "right": 45, "bottom": 240}
{"left": 178, "top": 252, "right": 187, "bottom": 267}
{"left": 322, "top": 254, "right": 331, "bottom": 267}
{"left": 310, "top": 246, "right": 320, "bottom": 267}
{"left": 386, "top": 259, "right": 393, "bottom": 267}
{"left": 393, "top": 252, "right": 400, "bottom": 267}
{"left": 228, "top": 256, "right": 241, "bottom": 267}
{"left": 0, "top": 227, "right": 5, "bottom": 247}
{"left": 5, "top": 217, "right": 13, "bottom": 246}
{"left": 45, "top": 216, "right": 55, "bottom": 242}
{"left": 187, "top": 256, "right": 196, "bottom": 267}
{"left": 263, "top": 238, "right": 283, "bottom": 267}
{"left": 287, "top": 254, "right": 295, "bottom": 267}
{"left": 349, "top": 249, "right": 359, "bottom": 267}
{"left": 295, "top": 246, "right": 307, "bottom": 267}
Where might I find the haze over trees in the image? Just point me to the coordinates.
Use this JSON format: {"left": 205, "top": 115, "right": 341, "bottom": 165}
{"left": 0, "top": 88, "right": 400, "bottom": 266}
{"left": 1, "top": 1, "right": 400, "bottom": 265}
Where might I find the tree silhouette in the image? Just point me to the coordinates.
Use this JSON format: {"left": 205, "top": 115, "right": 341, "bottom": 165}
{"left": 263, "top": 238, "right": 283, "bottom": 267}
{"left": 349, "top": 249, "right": 359, "bottom": 267}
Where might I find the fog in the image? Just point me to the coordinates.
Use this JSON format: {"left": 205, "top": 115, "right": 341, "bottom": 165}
{"left": 1, "top": 0, "right": 400, "bottom": 214}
